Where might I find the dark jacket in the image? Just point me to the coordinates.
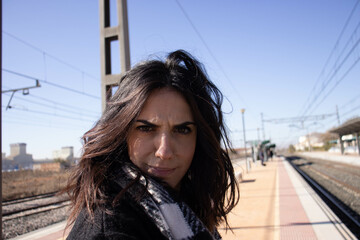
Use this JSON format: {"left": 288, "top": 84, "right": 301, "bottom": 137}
{"left": 66, "top": 194, "right": 167, "bottom": 240}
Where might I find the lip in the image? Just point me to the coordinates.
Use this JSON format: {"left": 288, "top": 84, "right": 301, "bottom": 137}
{"left": 147, "top": 165, "right": 176, "bottom": 178}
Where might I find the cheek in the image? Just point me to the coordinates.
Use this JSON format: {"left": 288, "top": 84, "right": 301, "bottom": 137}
{"left": 127, "top": 135, "right": 153, "bottom": 162}
{"left": 177, "top": 136, "right": 197, "bottom": 162}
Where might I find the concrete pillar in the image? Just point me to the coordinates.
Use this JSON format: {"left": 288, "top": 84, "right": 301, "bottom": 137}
{"left": 339, "top": 135, "right": 344, "bottom": 155}
{"left": 99, "top": 0, "right": 130, "bottom": 111}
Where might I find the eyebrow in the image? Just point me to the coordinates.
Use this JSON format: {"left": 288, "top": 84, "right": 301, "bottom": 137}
{"left": 136, "top": 119, "right": 196, "bottom": 127}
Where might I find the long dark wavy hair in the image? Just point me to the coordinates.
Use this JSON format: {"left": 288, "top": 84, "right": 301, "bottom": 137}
{"left": 65, "top": 50, "right": 239, "bottom": 231}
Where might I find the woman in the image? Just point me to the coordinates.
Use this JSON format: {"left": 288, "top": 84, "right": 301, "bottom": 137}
{"left": 65, "top": 50, "right": 239, "bottom": 239}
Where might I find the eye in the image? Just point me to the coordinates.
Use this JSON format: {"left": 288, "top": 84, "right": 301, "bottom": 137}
{"left": 174, "top": 126, "right": 192, "bottom": 134}
{"left": 136, "top": 125, "right": 154, "bottom": 132}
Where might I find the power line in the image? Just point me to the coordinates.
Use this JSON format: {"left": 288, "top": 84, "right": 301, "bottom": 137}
{"left": 2, "top": 68, "right": 100, "bottom": 99}
{"left": 27, "top": 94, "right": 100, "bottom": 115}
{"left": 313, "top": 92, "right": 360, "bottom": 127}
{"left": 340, "top": 93, "right": 360, "bottom": 109}
{"left": 2, "top": 117, "right": 88, "bottom": 130}
{"left": 341, "top": 104, "right": 360, "bottom": 118}
{"left": 3, "top": 93, "right": 99, "bottom": 120}
{"left": 174, "top": 0, "right": 247, "bottom": 106}
{"left": 298, "top": 0, "right": 360, "bottom": 117}
{"left": 3, "top": 108, "right": 91, "bottom": 127}
{"left": 307, "top": 53, "right": 360, "bottom": 115}
{"left": 3, "top": 119, "right": 79, "bottom": 130}
{"left": 231, "top": 128, "right": 259, "bottom": 133}
{"left": 1, "top": 105, "right": 96, "bottom": 123}
{"left": 302, "top": 31, "right": 360, "bottom": 117}
{"left": 263, "top": 113, "right": 336, "bottom": 124}
{"left": 2, "top": 30, "right": 100, "bottom": 83}
{"left": 321, "top": 20, "right": 360, "bottom": 90}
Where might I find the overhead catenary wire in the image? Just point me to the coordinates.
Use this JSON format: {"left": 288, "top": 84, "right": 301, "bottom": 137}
{"left": 305, "top": 32, "right": 360, "bottom": 114}
{"left": 2, "top": 30, "right": 100, "bottom": 83}
{"left": 301, "top": 32, "right": 360, "bottom": 117}
{"left": 2, "top": 68, "right": 100, "bottom": 99}
{"left": 2, "top": 84, "right": 100, "bottom": 116}
{"left": 231, "top": 128, "right": 260, "bottom": 133}
{"left": 299, "top": 22, "right": 360, "bottom": 119}
{"left": 291, "top": 92, "right": 360, "bottom": 144}
{"left": 27, "top": 94, "right": 101, "bottom": 115}
{"left": 340, "top": 104, "right": 360, "bottom": 119}
{"left": 1, "top": 105, "right": 96, "bottom": 123}
{"left": 265, "top": 2, "right": 360, "bottom": 149}
{"left": 279, "top": 101, "right": 360, "bottom": 149}
{"left": 307, "top": 52, "right": 360, "bottom": 116}
{"left": 281, "top": 12, "right": 360, "bottom": 149}
{"left": 3, "top": 92, "right": 99, "bottom": 120}
{"left": 3, "top": 107, "right": 94, "bottom": 129}
{"left": 174, "top": 0, "right": 248, "bottom": 108}
{"left": 2, "top": 117, "right": 90, "bottom": 130}
{"left": 340, "top": 93, "right": 360, "bottom": 109}
{"left": 320, "top": 20, "right": 360, "bottom": 90}
{"left": 298, "top": 0, "right": 360, "bottom": 117}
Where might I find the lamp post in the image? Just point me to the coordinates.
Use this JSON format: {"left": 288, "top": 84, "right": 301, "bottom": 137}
{"left": 241, "top": 109, "right": 250, "bottom": 172}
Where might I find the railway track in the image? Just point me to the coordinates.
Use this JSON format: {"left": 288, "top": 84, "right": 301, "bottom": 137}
{"left": 287, "top": 156, "right": 360, "bottom": 238}
{"left": 3, "top": 192, "right": 70, "bottom": 219}
{"left": 2, "top": 192, "right": 70, "bottom": 239}
{"left": 2, "top": 192, "right": 58, "bottom": 206}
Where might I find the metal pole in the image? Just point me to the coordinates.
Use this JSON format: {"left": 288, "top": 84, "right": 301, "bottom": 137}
{"left": 336, "top": 105, "right": 340, "bottom": 125}
{"left": 242, "top": 109, "right": 250, "bottom": 172}
{"left": 261, "top": 112, "right": 265, "bottom": 140}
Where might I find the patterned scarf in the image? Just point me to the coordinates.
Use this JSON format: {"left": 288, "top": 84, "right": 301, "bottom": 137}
{"left": 114, "top": 164, "right": 222, "bottom": 240}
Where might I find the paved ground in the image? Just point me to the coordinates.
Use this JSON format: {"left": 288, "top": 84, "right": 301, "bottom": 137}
{"left": 11, "top": 154, "right": 356, "bottom": 240}
{"left": 219, "top": 156, "right": 356, "bottom": 240}
{"left": 219, "top": 159, "right": 279, "bottom": 240}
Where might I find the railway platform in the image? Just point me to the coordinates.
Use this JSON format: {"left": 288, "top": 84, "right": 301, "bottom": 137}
{"left": 8, "top": 156, "right": 357, "bottom": 240}
{"left": 219, "top": 156, "right": 357, "bottom": 240}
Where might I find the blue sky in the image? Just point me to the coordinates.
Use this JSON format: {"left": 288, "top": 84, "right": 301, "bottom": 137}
{"left": 2, "top": 0, "right": 360, "bottom": 159}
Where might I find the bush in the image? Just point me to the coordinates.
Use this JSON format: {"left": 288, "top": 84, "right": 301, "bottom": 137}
{"left": 2, "top": 169, "right": 70, "bottom": 201}
{"left": 288, "top": 144, "right": 296, "bottom": 153}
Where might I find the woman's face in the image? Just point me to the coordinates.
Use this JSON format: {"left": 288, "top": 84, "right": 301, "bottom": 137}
{"left": 127, "top": 88, "right": 197, "bottom": 190}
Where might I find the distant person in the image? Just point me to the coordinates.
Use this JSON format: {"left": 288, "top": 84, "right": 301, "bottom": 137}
{"left": 260, "top": 148, "right": 266, "bottom": 166}
{"left": 64, "top": 50, "right": 239, "bottom": 239}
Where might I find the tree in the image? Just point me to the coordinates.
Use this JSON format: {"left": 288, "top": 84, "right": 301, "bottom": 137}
{"left": 319, "top": 131, "right": 338, "bottom": 142}
{"left": 54, "top": 158, "right": 70, "bottom": 168}
{"left": 288, "top": 144, "right": 296, "bottom": 153}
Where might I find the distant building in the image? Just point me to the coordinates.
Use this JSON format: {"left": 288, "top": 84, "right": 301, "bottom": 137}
{"left": 52, "top": 146, "right": 74, "bottom": 163}
{"left": 2, "top": 153, "right": 15, "bottom": 171}
{"left": 337, "top": 134, "right": 359, "bottom": 154}
{"left": 2, "top": 143, "right": 34, "bottom": 170}
{"left": 33, "top": 162, "right": 61, "bottom": 171}
{"left": 295, "top": 133, "right": 324, "bottom": 151}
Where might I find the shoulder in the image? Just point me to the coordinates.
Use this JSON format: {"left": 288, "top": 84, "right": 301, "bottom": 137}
{"left": 66, "top": 195, "right": 166, "bottom": 240}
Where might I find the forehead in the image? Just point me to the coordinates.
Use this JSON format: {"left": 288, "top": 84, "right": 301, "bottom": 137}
{"left": 138, "top": 88, "right": 193, "bottom": 121}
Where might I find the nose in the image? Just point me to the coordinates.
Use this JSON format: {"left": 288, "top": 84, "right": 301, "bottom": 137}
{"left": 155, "top": 133, "right": 173, "bottom": 160}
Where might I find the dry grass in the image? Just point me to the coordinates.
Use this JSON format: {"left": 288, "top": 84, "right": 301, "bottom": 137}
{"left": 2, "top": 169, "right": 70, "bottom": 201}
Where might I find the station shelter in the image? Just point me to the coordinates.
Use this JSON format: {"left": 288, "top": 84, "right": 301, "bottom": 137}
{"left": 330, "top": 117, "right": 360, "bottom": 155}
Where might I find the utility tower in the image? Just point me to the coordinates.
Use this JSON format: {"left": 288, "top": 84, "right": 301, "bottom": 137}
{"left": 99, "top": 0, "right": 130, "bottom": 111}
